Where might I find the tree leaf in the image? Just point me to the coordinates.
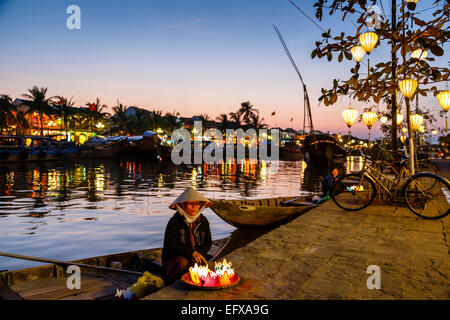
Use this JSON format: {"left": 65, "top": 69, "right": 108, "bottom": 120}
{"left": 430, "top": 45, "right": 444, "bottom": 56}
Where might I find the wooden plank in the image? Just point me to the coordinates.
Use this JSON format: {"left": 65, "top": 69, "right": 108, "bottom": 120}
{"left": 0, "top": 285, "right": 23, "bottom": 300}
{"left": 11, "top": 273, "right": 114, "bottom": 300}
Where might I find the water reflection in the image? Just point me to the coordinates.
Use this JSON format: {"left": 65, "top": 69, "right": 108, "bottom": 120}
{"left": 0, "top": 157, "right": 364, "bottom": 271}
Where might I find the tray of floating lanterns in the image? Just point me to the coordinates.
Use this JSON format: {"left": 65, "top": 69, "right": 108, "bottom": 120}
{"left": 181, "top": 259, "right": 240, "bottom": 290}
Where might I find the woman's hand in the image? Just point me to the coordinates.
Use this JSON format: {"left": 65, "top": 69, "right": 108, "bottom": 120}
{"left": 192, "top": 251, "right": 207, "bottom": 265}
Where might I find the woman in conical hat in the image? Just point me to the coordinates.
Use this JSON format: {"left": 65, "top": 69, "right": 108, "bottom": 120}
{"left": 162, "top": 187, "right": 213, "bottom": 283}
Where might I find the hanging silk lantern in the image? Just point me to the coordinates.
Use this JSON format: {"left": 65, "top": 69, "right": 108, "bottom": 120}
{"left": 89, "top": 103, "right": 96, "bottom": 112}
{"left": 380, "top": 115, "right": 388, "bottom": 124}
{"left": 411, "top": 48, "right": 428, "bottom": 60}
{"left": 362, "top": 111, "right": 377, "bottom": 129}
{"left": 399, "top": 79, "right": 418, "bottom": 99}
{"left": 342, "top": 107, "right": 359, "bottom": 128}
{"left": 437, "top": 91, "right": 450, "bottom": 112}
{"left": 410, "top": 113, "right": 424, "bottom": 131}
{"left": 351, "top": 46, "right": 366, "bottom": 63}
{"left": 396, "top": 113, "right": 404, "bottom": 125}
{"left": 400, "top": 135, "right": 406, "bottom": 143}
{"left": 437, "top": 91, "right": 450, "bottom": 133}
{"left": 359, "top": 32, "right": 378, "bottom": 54}
{"left": 432, "top": 129, "right": 438, "bottom": 136}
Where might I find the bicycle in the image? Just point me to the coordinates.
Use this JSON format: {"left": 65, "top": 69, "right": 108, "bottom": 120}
{"left": 331, "top": 152, "right": 450, "bottom": 219}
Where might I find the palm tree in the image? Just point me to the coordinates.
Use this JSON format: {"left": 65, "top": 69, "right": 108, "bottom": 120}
{"left": 54, "top": 96, "right": 75, "bottom": 134}
{"left": 0, "top": 94, "right": 14, "bottom": 134}
{"left": 239, "top": 101, "right": 259, "bottom": 125}
{"left": 228, "top": 110, "right": 242, "bottom": 127}
{"left": 111, "top": 102, "right": 128, "bottom": 134}
{"left": 85, "top": 98, "right": 109, "bottom": 133}
{"left": 216, "top": 113, "right": 233, "bottom": 131}
{"left": 22, "top": 86, "right": 54, "bottom": 135}
{"left": 248, "top": 113, "right": 267, "bottom": 129}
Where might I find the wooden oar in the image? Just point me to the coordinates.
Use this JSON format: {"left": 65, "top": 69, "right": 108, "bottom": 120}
{"left": 280, "top": 196, "right": 305, "bottom": 207}
{"left": 0, "top": 251, "right": 144, "bottom": 276}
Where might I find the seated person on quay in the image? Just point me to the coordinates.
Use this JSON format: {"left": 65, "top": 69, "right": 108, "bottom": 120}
{"left": 162, "top": 187, "right": 213, "bottom": 284}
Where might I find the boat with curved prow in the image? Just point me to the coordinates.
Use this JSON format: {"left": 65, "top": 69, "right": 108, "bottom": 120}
{"left": 302, "top": 133, "right": 347, "bottom": 167}
{"left": 210, "top": 196, "right": 317, "bottom": 228}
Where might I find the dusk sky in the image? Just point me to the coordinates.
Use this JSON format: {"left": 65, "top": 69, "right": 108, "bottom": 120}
{"left": 0, "top": 0, "right": 448, "bottom": 138}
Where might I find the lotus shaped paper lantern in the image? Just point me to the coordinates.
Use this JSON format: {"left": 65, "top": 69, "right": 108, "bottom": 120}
{"left": 399, "top": 79, "right": 418, "bottom": 99}
{"left": 342, "top": 107, "right": 359, "bottom": 128}
{"left": 410, "top": 113, "right": 424, "bottom": 131}
{"left": 351, "top": 46, "right": 366, "bottom": 63}
{"left": 359, "top": 32, "right": 378, "bottom": 54}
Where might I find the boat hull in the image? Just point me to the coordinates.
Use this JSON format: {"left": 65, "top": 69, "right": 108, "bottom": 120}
{"left": 280, "top": 146, "right": 304, "bottom": 161}
{"left": 0, "top": 238, "right": 228, "bottom": 300}
{"left": 211, "top": 196, "right": 316, "bottom": 228}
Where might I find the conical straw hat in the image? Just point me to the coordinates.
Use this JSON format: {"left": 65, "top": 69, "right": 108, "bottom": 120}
{"left": 169, "top": 187, "right": 213, "bottom": 209}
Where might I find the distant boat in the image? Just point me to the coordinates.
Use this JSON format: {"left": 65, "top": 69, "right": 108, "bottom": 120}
{"left": 0, "top": 135, "right": 78, "bottom": 163}
{"left": 302, "top": 133, "right": 347, "bottom": 167}
{"left": 280, "top": 140, "right": 304, "bottom": 161}
{"left": 78, "top": 136, "right": 126, "bottom": 159}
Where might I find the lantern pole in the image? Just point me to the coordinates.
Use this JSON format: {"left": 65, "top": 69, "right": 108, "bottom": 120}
{"left": 401, "top": 0, "right": 416, "bottom": 174}
{"left": 390, "top": 0, "right": 398, "bottom": 152}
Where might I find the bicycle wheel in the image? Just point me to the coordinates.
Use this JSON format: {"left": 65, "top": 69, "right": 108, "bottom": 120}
{"left": 403, "top": 173, "right": 450, "bottom": 219}
{"left": 417, "top": 160, "right": 438, "bottom": 175}
{"left": 331, "top": 173, "right": 377, "bottom": 211}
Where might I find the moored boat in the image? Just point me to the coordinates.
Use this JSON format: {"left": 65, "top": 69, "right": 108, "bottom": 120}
{"left": 302, "top": 133, "right": 347, "bottom": 167}
{"left": 0, "top": 135, "right": 78, "bottom": 163}
{"left": 210, "top": 196, "right": 317, "bottom": 228}
{"left": 280, "top": 140, "right": 304, "bottom": 161}
{"left": 0, "top": 238, "right": 229, "bottom": 300}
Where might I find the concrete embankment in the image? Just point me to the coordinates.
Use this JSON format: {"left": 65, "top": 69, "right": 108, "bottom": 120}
{"left": 144, "top": 198, "right": 450, "bottom": 300}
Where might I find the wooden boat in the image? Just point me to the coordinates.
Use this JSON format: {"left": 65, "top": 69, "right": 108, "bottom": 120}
{"left": 302, "top": 133, "right": 347, "bottom": 167}
{"left": 0, "top": 238, "right": 229, "bottom": 300}
{"left": 210, "top": 196, "right": 317, "bottom": 228}
{"left": 0, "top": 136, "right": 79, "bottom": 163}
{"left": 280, "top": 141, "right": 304, "bottom": 161}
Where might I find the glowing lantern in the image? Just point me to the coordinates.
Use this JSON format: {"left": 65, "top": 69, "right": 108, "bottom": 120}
{"left": 410, "top": 48, "right": 428, "bottom": 60}
{"left": 359, "top": 32, "right": 378, "bottom": 54}
{"left": 437, "top": 91, "right": 450, "bottom": 112}
{"left": 400, "top": 135, "right": 407, "bottom": 143}
{"left": 432, "top": 129, "right": 438, "bottom": 136}
{"left": 189, "top": 266, "right": 200, "bottom": 284}
{"left": 402, "top": 127, "right": 408, "bottom": 134}
{"left": 399, "top": 79, "right": 418, "bottom": 99}
{"left": 342, "top": 108, "right": 359, "bottom": 128}
{"left": 215, "top": 259, "right": 235, "bottom": 286}
{"left": 362, "top": 111, "right": 377, "bottom": 129}
{"left": 437, "top": 90, "right": 450, "bottom": 133}
{"left": 351, "top": 46, "right": 366, "bottom": 63}
{"left": 410, "top": 113, "right": 424, "bottom": 131}
{"left": 418, "top": 125, "right": 425, "bottom": 133}
{"left": 396, "top": 113, "right": 404, "bottom": 125}
{"left": 200, "top": 271, "right": 218, "bottom": 287}
{"left": 380, "top": 116, "right": 388, "bottom": 124}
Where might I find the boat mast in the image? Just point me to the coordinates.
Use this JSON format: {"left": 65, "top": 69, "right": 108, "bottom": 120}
{"left": 273, "top": 25, "right": 315, "bottom": 138}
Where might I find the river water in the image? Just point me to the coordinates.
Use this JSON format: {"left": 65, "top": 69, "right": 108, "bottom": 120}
{"left": 0, "top": 157, "right": 362, "bottom": 271}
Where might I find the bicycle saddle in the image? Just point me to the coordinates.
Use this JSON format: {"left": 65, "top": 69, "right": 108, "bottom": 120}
{"left": 392, "top": 159, "right": 408, "bottom": 167}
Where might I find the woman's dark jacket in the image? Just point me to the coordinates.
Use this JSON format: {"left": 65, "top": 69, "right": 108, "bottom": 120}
{"left": 162, "top": 212, "right": 212, "bottom": 263}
